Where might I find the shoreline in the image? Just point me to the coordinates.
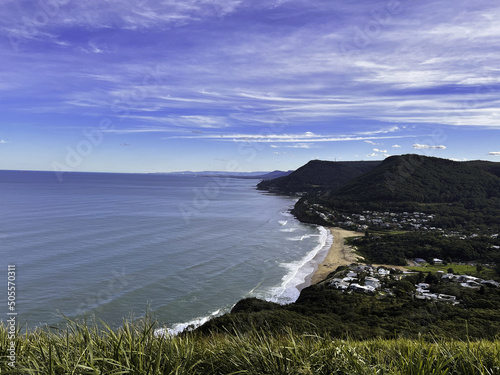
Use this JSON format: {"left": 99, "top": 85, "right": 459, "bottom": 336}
{"left": 310, "top": 227, "right": 365, "bottom": 285}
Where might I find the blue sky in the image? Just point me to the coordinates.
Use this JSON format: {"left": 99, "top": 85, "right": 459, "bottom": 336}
{"left": 1, "top": 0, "right": 500, "bottom": 173}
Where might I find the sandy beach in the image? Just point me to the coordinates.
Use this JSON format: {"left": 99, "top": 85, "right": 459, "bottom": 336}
{"left": 311, "top": 227, "right": 365, "bottom": 284}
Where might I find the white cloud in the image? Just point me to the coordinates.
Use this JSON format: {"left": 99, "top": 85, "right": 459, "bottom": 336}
{"left": 373, "top": 148, "right": 387, "bottom": 153}
{"left": 392, "top": 144, "right": 402, "bottom": 148}
{"left": 365, "top": 140, "right": 382, "bottom": 145}
{"left": 0, "top": 139, "right": 8, "bottom": 144}
{"left": 488, "top": 151, "right": 500, "bottom": 156}
{"left": 270, "top": 143, "right": 315, "bottom": 149}
{"left": 167, "top": 132, "right": 415, "bottom": 143}
{"left": 357, "top": 126, "right": 400, "bottom": 135}
{"left": 412, "top": 144, "right": 447, "bottom": 150}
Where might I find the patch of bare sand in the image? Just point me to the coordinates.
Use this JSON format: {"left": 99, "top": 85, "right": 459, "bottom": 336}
{"left": 311, "top": 227, "right": 364, "bottom": 284}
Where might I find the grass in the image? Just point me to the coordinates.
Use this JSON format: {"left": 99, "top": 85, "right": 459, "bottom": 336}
{"left": 1, "top": 316, "right": 500, "bottom": 374}
{"left": 407, "top": 263, "right": 496, "bottom": 278}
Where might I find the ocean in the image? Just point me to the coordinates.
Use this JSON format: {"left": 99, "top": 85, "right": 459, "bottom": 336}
{"left": 0, "top": 171, "right": 331, "bottom": 333}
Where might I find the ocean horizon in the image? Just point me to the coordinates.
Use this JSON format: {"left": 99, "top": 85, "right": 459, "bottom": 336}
{"left": 0, "top": 170, "right": 331, "bottom": 333}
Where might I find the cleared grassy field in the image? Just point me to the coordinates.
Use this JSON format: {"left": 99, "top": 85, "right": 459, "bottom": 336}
{"left": 407, "top": 263, "right": 496, "bottom": 279}
{"left": 1, "top": 317, "right": 500, "bottom": 374}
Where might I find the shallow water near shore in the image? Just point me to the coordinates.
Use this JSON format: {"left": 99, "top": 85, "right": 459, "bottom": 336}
{"left": 0, "top": 171, "right": 330, "bottom": 332}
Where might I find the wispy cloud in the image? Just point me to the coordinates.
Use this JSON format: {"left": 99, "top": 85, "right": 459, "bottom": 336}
{"left": 2, "top": 0, "right": 500, "bottom": 171}
{"left": 165, "top": 132, "right": 416, "bottom": 143}
{"left": 270, "top": 143, "right": 316, "bottom": 149}
{"left": 488, "top": 151, "right": 500, "bottom": 156}
{"left": 412, "top": 144, "right": 447, "bottom": 150}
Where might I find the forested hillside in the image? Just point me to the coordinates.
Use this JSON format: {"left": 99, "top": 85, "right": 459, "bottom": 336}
{"left": 257, "top": 160, "right": 380, "bottom": 194}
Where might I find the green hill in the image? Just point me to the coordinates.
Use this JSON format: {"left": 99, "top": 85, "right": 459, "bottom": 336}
{"left": 290, "top": 154, "right": 500, "bottom": 231}
{"left": 257, "top": 160, "right": 381, "bottom": 194}
{"left": 329, "top": 154, "right": 500, "bottom": 203}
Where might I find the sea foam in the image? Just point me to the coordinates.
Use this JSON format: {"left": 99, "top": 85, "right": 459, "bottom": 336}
{"left": 268, "top": 226, "right": 332, "bottom": 304}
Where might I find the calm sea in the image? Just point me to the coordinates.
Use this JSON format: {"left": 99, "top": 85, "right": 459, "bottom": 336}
{"left": 0, "top": 171, "right": 331, "bottom": 333}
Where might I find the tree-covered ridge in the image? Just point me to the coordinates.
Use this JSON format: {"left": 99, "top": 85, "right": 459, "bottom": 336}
{"left": 288, "top": 155, "right": 500, "bottom": 232}
{"left": 257, "top": 160, "right": 381, "bottom": 194}
{"left": 330, "top": 154, "right": 500, "bottom": 203}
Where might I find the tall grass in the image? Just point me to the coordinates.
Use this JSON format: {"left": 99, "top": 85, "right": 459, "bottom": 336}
{"left": 1, "top": 317, "right": 499, "bottom": 374}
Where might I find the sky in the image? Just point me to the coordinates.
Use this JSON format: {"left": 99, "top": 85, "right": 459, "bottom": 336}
{"left": 1, "top": 0, "right": 500, "bottom": 173}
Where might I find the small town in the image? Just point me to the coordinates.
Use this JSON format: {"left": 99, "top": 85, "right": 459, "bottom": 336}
{"left": 309, "top": 203, "right": 440, "bottom": 231}
{"left": 308, "top": 203, "right": 500, "bottom": 239}
{"left": 324, "top": 263, "right": 500, "bottom": 305}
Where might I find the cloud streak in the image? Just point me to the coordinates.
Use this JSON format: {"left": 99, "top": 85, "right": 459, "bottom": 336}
{"left": 412, "top": 144, "right": 447, "bottom": 150}
{"left": 1, "top": 0, "right": 500, "bottom": 171}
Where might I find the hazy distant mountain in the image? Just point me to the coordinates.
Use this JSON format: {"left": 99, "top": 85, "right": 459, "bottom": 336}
{"left": 162, "top": 170, "right": 292, "bottom": 179}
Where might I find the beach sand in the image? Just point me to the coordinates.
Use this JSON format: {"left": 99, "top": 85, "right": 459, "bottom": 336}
{"left": 311, "top": 227, "right": 365, "bottom": 284}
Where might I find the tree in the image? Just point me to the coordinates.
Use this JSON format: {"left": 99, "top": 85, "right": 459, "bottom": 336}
{"left": 476, "top": 264, "right": 483, "bottom": 276}
{"left": 425, "top": 272, "right": 439, "bottom": 285}
{"left": 393, "top": 280, "right": 416, "bottom": 297}
{"left": 447, "top": 268, "right": 454, "bottom": 274}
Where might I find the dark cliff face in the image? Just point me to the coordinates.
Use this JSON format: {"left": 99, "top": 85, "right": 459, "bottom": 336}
{"left": 257, "top": 160, "right": 381, "bottom": 195}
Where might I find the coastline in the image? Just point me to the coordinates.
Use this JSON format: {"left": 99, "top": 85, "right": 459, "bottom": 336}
{"left": 311, "top": 227, "right": 365, "bottom": 284}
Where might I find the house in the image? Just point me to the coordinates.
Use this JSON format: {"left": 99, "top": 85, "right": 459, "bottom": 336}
{"left": 460, "top": 281, "right": 481, "bottom": 289}
{"left": 415, "top": 258, "right": 426, "bottom": 264}
{"left": 350, "top": 284, "right": 376, "bottom": 294}
{"left": 438, "top": 294, "right": 456, "bottom": 302}
{"left": 438, "top": 294, "right": 459, "bottom": 305}
{"left": 415, "top": 293, "right": 438, "bottom": 301}
{"left": 364, "top": 277, "right": 381, "bottom": 290}
{"left": 433, "top": 258, "right": 443, "bottom": 265}
{"left": 416, "top": 283, "right": 431, "bottom": 290}
{"left": 482, "top": 280, "right": 500, "bottom": 288}
{"left": 329, "top": 278, "right": 350, "bottom": 290}
{"left": 378, "top": 268, "right": 391, "bottom": 277}
{"left": 342, "top": 277, "right": 357, "bottom": 283}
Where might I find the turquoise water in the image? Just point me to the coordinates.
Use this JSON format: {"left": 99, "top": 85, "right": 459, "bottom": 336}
{"left": 0, "top": 171, "right": 331, "bottom": 333}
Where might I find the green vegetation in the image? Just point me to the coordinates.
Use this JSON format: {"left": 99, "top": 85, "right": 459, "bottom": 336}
{"left": 408, "top": 263, "right": 496, "bottom": 279}
{"left": 257, "top": 160, "right": 381, "bottom": 194}
{"left": 5, "top": 154, "right": 499, "bottom": 373}
{"left": 351, "top": 232, "right": 500, "bottom": 266}
{"left": 198, "top": 279, "right": 500, "bottom": 341}
{"left": 2, "top": 317, "right": 500, "bottom": 374}
{"left": 290, "top": 155, "right": 500, "bottom": 232}
{"left": 334, "top": 155, "right": 500, "bottom": 204}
